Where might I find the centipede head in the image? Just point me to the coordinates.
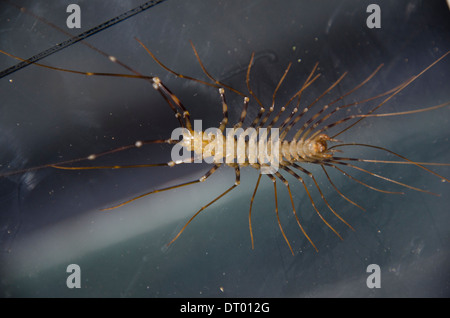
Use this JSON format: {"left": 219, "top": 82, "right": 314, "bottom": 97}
{"left": 305, "top": 134, "right": 333, "bottom": 159}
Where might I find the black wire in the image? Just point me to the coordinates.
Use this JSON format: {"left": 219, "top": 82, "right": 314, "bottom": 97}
{"left": 0, "top": 0, "right": 168, "bottom": 79}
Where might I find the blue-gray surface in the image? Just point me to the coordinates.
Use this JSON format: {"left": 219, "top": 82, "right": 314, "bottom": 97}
{"left": 0, "top": 0, "right": 449, "bottom": 297}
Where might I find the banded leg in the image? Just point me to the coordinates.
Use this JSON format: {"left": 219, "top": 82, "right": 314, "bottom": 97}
{"left": 1, "top": 139, "right": 177, "bottom": 178}
{"left": 330, "top": 160, "right": 438, "bottom": 196}
{"left": 168, "top": 166, "right": 241, "bottom": 246}
{"left": 292, "top": 64, "right": 384, "bottom": 142}
{"left": 266, "top": 62, "right": 321, "bottom": 131}
{"left": 137, "top": 38, "right": 249, "bottom": 97}
{"left": 281, "top": 166, "right": 343, "bottom": 240}
{"left": 321, "top": 165, "right": 366, "bottom": 212}
{"left": 248, "top": 173, "right": 262, "bottom": 249}
{"left": 291, "top": 163, "right": 355, "bottom": 231}
{"left": 151, "top": 77, "right": 193, "bottom": 131}
{"left": 316, "top": 51, "right": 450, "bottom": 140}
{"left": 280, "top": 72, "right": 348, "bottom": 140}
{"left": 0, "top": 49, "right": 188, "bottom": 129}
{"left": 322, "top": 162, "right": 404, "bottom": 195}
{"left": 218, "top": 88, "right": 229, "bottom": 132}
{"left": 135, "top": 38, "right": 220, "bottom": 90}
{"left": 274, "top": 171, "right": 318, "bottom": 252}
{"left": 244, "top": 52, "right": 268, "bottom": 129}
{"left": 188, "top": 40, "right": 248, "bottom": 97}
{"left": 234, "top": 96, "right": 250, "bottom": 129}
{"left": 266, "top": 173, "right": 294, "bottom": 255}
{"left": 102, "top": 164, "right": 222, "bottom": 211}
{"left": 329, "top": 143, "right": 450, "bottom": 182}
{"left": 137, "top": 39, "right": 252, "bottom": 131}
{"left": 256, "top": 61, "right": 292, "bottom": 128}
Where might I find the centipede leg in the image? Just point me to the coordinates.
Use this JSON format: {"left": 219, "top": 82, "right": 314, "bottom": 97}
{"left": 274, "top": 171, "right": 318, "bottom": 252}
{"left": 248, "top": 173, "right": 262, "bottom": 249}
{"left": 292, "top": 163, "right": 354, "bottom": 231}
{"left": 102, "top": 164, "right": 222, "bottom": 211}
{"left": 266, "top": 173, "right": 294, "bottom": 255}
{"left": 281, "top": 166, "right": 343, "bottom": 240}
{"left": 321, "top": 165, "right": 366, "bottom": 212}
{"left": 168, "top": 166, "right": 240, "bottom": 246}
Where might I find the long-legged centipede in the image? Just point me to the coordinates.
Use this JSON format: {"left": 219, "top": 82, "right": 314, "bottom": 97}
{"left": 0, "top": 0, "right": 449, "bottom": 297}
{"left": 2, "top": 35, "right": 449, "bottom": 255}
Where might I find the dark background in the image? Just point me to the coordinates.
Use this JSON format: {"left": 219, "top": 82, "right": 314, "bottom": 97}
{"left": 0, "top": 0, "right": 449, "bottom": 297}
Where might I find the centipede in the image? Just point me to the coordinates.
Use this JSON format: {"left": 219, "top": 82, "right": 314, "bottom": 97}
{"left": 1, "top": 3, "right": 450, "bottom": 298}
{"left": 1, "top": 31, "right": 449, "bottom": 257}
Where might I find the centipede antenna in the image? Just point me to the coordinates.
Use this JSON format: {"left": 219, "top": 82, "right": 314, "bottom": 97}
{"left": 323, "top": 163, "right": 404, "bottom": 195}
{"left": 330, "top": 143, "right": 450, "bottom": 182}
{"left": 351, "top": 101, "right": 450, "bottom": 118}
{"left": 331, "top": 160, "right": 439, "bottom": 196}
{"left": 331, "top": 156, "right": 450, "bottom": 167}
{"left": 321, "top": 165, "right": 366, "bottom": 212}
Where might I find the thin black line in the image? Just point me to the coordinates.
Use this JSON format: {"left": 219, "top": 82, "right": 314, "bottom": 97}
{"left": 0, "top": 0, "right": 167, "bottom": 79}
